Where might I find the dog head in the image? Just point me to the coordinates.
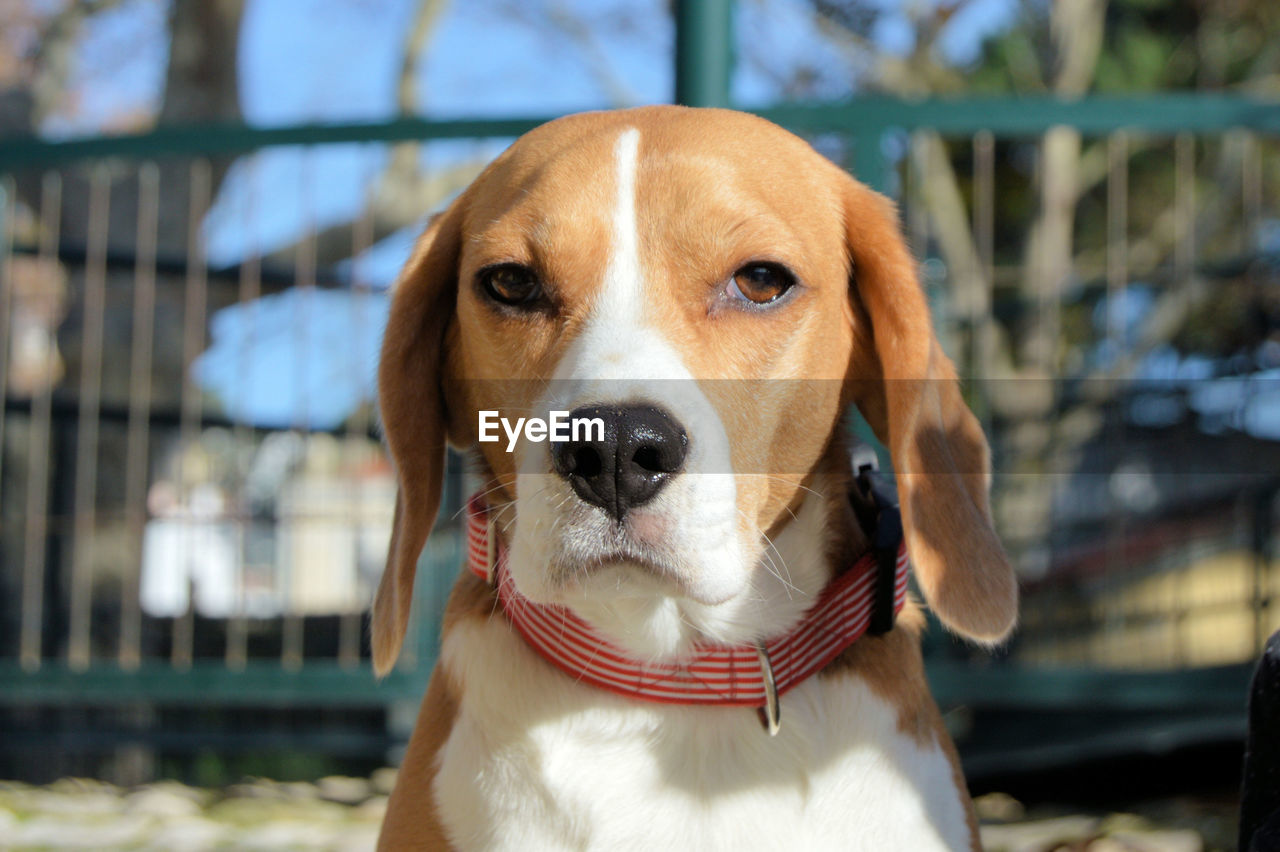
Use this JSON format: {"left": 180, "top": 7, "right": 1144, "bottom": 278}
{"left": 373, "top": 106, "right": 1015, "bottom": 674}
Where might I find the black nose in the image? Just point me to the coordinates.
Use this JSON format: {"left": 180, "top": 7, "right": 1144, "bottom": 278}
{"left": 552, "top": 404, "right": 689, "bottom": 521}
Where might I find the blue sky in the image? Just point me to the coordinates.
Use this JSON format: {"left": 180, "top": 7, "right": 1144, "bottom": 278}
{"left": 56, "top": 0, "right": 1019, "bottom": 135}
{"left": 51, "top": 0, "right": 1019, "bottom": 429}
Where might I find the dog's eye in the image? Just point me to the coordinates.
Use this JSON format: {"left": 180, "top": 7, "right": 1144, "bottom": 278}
{"left": 479, "top": 264, "right": 543, "bottom": 307}
{"left": 728, "top": 263, "right": 796, "bottom": 306}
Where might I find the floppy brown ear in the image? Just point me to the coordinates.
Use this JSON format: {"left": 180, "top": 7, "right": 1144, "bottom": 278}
{"left": 841, "top": 177, "right": 1017, "bottom": 644}
{"left": 373, "top": 205, "right": 464, "bottom": 675}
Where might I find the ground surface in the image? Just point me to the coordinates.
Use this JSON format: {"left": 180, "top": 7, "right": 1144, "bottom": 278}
{"left": 0, "top": 775, "right": 1240, "bottom": 850}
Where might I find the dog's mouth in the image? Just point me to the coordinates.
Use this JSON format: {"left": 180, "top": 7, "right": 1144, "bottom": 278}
{"left": 505, "top": 483, "right": 744, "bottom": 610}
{"left": 552, "top": 553, "right": 685, "bottom": 595}
{"left": 546, "top": 512, "right": 723, "bottom": 601}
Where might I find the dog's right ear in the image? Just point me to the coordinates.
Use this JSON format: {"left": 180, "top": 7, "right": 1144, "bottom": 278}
{"left": 372, "top": 204, "right": 464, "bottom": 676}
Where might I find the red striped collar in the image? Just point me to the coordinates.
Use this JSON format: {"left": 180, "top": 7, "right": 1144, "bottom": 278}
{"left": 465, "top": 493, "right": 908, "bottom": 734}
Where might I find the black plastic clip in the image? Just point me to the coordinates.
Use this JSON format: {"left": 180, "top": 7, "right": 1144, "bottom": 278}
{"left": 850, "top": 449, "right": 903, "bottom": 637}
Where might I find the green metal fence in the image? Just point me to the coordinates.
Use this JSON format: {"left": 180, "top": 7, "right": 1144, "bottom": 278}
{"left": 2, "top": 93, "right": 1279, "bottom": 777}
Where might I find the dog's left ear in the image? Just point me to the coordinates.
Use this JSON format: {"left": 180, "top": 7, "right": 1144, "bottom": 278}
{"left": 372, "top": 204, "right": 464, "bottom": 675}
{"left": 840, "top": 176, "right": 1017, "bottom": 644}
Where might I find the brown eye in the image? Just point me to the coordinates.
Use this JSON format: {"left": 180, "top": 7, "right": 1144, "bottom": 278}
{"left": 479, "top": 264, "right": 543, "bottom": 308}
{"left": 728, "top": 263, "right": 796, "bottom": 305}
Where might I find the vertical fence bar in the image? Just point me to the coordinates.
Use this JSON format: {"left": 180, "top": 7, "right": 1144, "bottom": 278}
{"left": 227, "top": 155, "right": 260, "bottom": 671}
{"left": 1244, "top": 129, "right": 1264, "bottom": 659}
{"left": 1243, "top": 133, "right": 1261, "bottom": 251}
{"left": 674, "top": 0, "right": 732, "bottom": 109}
{"left": 972, "top": 131, "right": 995, "bottom": 416}
{"left": 283, "top": 149, "right": 317, "bottom": 672}
{"left": 68, "top": 168, "right": 111, "bottom": 670}
{"left": 1104, "top": 131, "right": 1129, "bottom": 664}
{"left": 972, "top": 132, "right": 995, "bottom": 297}
{"left": 1173, "top": 134, "right": 1196, "bottom": 662}
{"left": 1027, "top": 140, "right": 1043, "bottom": 376}
{"left": 20, "top": 173, "right": 61, "bottom": 670}
{"left": 1174, "top": 134, "right": 1195, "bottom": 295}
{"left": 340, "top": 178, "right": 376, "bottom": 670}
{"left": 173, "top": 159, "right": 211, "bottom": 671}
{"left": 1036, "top": 134, "right": 1061, "bottom": 376}
{"left": 1105, "top": 133, "right": 1129, "bottom": 363}
{"left": 120, "top": 164, "right": 160, "bottom": 669}
{"left": 1257, "top": 487, "right": 1277, "bottom": 654}
{"left": 903, "top": 132, "right": 932, "bottom": 365}
{"left": 0, "top": 178, "right": 15, "bottom": 493}
{"left": 906, "top": 132, "right": 929, "bottom": 257}
{"left": 1243, "top": 132, "right": 1271, "bottom": 649}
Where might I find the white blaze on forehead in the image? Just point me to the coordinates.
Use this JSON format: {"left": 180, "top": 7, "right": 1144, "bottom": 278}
{"left": 561, "top": 125, "right": 669, "bottom": 381}
{"left": 549, "top": 125, "right": 703, "bottom": 404}
{"left": 599, "top": 127, "right": 643, "bottom": 325}
{"left": 548, "top": 125, "right": 693, "bottom": 388}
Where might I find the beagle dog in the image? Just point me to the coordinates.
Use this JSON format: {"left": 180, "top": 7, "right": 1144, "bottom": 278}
{"left": 373, "top": 106, "right": 1017, "bottom": 851}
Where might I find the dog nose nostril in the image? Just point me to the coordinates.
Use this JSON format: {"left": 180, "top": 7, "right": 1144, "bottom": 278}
{"left": 631, "top": 439, "right": 683, "bottom": 475}
{"left": 551, "top": 404, "right": 688, "bottom": 520}
{"left": 571, "top": 445, "right": 603, "bottom": 478}
{"left": 632, "top": 445, "right": 662, "bottom": 473}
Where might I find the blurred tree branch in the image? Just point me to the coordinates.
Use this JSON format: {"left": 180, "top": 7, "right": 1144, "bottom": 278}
{"left": 810, "top": 0, "right": 1280, "bottom": 553}
{"left": 268, "top": 0, "right": 498, "bottom": 269}
{"left": 30, "top": 0, "right": 130, "bottom": 127}
{"left": 2, "top": 0, "right": 245, "bottom": 254}
{"left": 493, "top": 0, "right": 643, "bottom": 108}
{"left": 2, "top": 0, "right": 489, "bottom": 268}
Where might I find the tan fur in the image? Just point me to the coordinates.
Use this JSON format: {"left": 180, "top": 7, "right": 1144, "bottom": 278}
{"left": 378, "top": 576, "right": 493, "bottom": 851}
{"left": 378, "top": 667, "right": 457, "bottom": 851}
{"left": 373, "top": 208, "right": 464, "bottom": 675}
{"left": 374, "top": 106, "right": 1012, "bottom": 850}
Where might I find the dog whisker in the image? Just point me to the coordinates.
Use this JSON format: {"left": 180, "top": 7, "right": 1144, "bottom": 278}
{"left": 736, "top": 507, "right": 801, "bottom": 599}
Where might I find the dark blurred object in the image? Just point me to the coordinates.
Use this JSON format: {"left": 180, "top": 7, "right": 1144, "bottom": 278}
{"left": 1240, "top": 630, "right": 1280, "bottom": 851}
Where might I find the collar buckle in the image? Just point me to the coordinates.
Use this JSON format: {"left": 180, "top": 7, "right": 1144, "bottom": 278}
{"left": 755, "top": 643, "right": 781, "bottom": 737}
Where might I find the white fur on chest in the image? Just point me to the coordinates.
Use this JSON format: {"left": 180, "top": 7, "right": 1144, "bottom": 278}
{"left": 433, "top": 616, "right": 971, "bottom": 851}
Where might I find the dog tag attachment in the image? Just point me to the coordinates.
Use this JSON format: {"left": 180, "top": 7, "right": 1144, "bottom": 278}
{"left": 756, "top": 643, "right": 781, "bottom": 737}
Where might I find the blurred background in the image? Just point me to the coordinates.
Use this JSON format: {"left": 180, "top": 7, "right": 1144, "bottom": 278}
{"left": 1, "top": 0, "right": 1278, "bottom": 848}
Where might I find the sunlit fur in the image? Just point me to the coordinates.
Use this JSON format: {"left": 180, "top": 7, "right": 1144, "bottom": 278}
{"left": 374, "top": 107, "right": 1015, "bottom": 851}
